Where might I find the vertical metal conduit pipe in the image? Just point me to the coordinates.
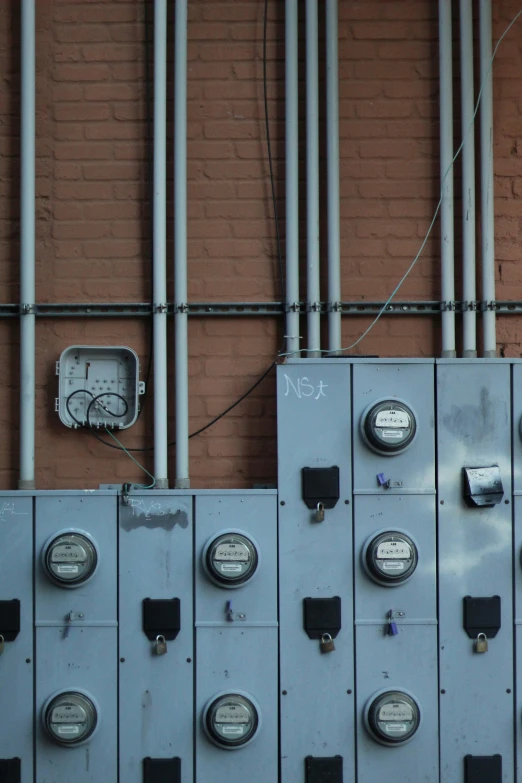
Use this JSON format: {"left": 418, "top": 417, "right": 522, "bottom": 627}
{"left": 326, "top": 0, "right": 341, "bottom": 355}
{"left": 174, "top": 0, "right": 190, "bottom": 489}
{"left": 479, "top": 0, "right": 497, "bottom": 357}
{"left": 19, "top": 0, "right": 36, "bottom": 489}
{"left": 460, "top": 0, "right": 477, "bottom": 357}
{"left": 439, "top": 0, "right": 456, "bottom": 358}
{"left": 285, "top": 0, "right": 300, "bottom": 357}
{"left": 306, "top": 0, "right": 321, "bottom": 356}
{"left": 153, "top": 0, "right": 168, "bottom": 487}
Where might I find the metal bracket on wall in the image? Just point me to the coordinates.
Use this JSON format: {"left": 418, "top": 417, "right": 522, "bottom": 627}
{"left": 0, "top": 300, "right": 519, "bottom": 318}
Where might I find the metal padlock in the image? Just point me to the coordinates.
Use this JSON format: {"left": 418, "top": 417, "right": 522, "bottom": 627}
{"left": 154, "top": 634, "right": 167, "bottom": 656}
{"left": 0, "top": 634, "right": 4, "bottom": 655}
{"left": 314, "top": 502, "right": 325, "bottom": 523}
{"left": 475, "top": 633, "right": 488, "bottom": 653}
{"left": 320, "top": 633, "right": 335, "bottom": 653}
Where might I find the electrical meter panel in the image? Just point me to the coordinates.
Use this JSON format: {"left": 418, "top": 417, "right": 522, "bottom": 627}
{"left": 56, "top": 345, "right": 144, "bottom": 429}
{"left": 277, "top": 362, "right": 355, "bottom": 783}
{"left": 195, "top": 493, "right": 278, "bottom": 783}
{"left": 0, "top": 495, "right": 33, "bottom": 783}
{"left": 35, "top": 494, "right": 118, "bottom": 783}
{"left": 352, "top": 361, "right": 435, "bottom": 493}
{"left": 195, "top": 493, "right": 277, "bottom": 625}
{"left": 438, "top": 361, "right": 514, "bottom": 780}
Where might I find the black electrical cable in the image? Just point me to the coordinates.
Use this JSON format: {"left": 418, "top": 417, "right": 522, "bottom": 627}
{"left": 73, "top": 360, "right": 277, "bottom": 453}
{"left": 89, "top": 0, "right": 283, "bottom": 455}
{"left": 66, "top": 389, "right": 128, "bottom": 427}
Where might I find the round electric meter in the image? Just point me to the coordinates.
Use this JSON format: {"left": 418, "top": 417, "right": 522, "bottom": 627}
{"left": 361, "top": 399, "right": 417, "bottom": 455}
{"left": 204, "top": 532, "right": 259, "bottom": 588}
{"left": 43, "top": 531, "right": 98, "bottom": 588}
{"left": 43, "top": 691, "right": 98, "bottom": 746}
{"left": 366, "top": 690, "right": 421, "bottom": 746}
{"left": 363, "top": 530, "right": 418, "bottom": 587}
{"left": 204, "top": 692, "right": 260, "bottom": 749}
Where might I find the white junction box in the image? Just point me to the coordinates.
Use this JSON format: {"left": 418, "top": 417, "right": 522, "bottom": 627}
{"left": 56, "top": 345, "right": 144, "bottom": 429}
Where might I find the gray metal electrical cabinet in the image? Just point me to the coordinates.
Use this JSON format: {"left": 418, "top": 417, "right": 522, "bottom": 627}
{"left": 0, "top": 494, "right": 33, "bottom": 783}
{"left": 118, "top": 493, "right": 193, "bottom": 782}
{"left": 35, "top": 494, "right": 118, "bottom": 782}
{"left": 353, "top": 361, "right": 438, "bottom": 783}
{"left": 437, "top": 361, "right": 513, "bottom": 781}
{"left": 194, "top": 492, "right": 278, "bottom": 783}
{"left": 512, "top": 363, "right": 522, "bottom": 781}
{"left": 356, "top": 625, "right": 439, "bottom": 782}
{"left": 277, "top": 361, "right": 354, "bottom": 783}
{"left": 512, "top": 363, "right": 522, "bottom": 493}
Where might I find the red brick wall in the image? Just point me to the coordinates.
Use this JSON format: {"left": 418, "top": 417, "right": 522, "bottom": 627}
{"left": 0, "top": 0, "right": 521, "bottom": 489}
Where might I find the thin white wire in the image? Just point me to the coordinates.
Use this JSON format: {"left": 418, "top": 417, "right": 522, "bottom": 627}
{"left": 279, "top": 7, "right": 522, "bottom": 358}
{"left": 92, "top": 399, "right": 156, "bottom": 488}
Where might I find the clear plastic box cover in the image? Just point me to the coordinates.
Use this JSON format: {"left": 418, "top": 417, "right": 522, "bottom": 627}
{"left": 57, "top": 346, "right": 141, "bottom": 430}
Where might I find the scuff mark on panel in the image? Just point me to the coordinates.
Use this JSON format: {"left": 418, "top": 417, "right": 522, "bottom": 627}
{"left": 442, "top": 387, "right": 508, "bottom": 443}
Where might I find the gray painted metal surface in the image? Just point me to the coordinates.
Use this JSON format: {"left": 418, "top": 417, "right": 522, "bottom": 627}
{"left": 515, "top": 497, "right": 522, "bottom": 782}
{"left": 0, "top": 496, "right": 33, "bottom": 782}
{"left": 437, "top": 361, "right": 513, "bottom": 781}
{"left": 35, "top": 626, "right": 117, "bottom": 782}
{"left": 119, "top": 494, "right": 193, "bottom": 782}
{"left": 353, "top": 363, "right": 438, "bottom": 783}
{"left": 354, "top": 495, "right": 437, "bottom": 623}
{"left": 352, "top": 361, "right": 435, "bottom": 494}
{"left": 194, "top": 493, "right": 278, "bottom": 782}
{"left": 356, "top": 626, "right": 439, "bottom": 782}
{"left": 35, "top": 496, "right": 118, "bottom": 782}
{"left": 195, "top": 626, "right": 278, "bottom": 782}
{"left": 277, "top": 362, "right": 355, "bottom": 782}
{"left": 195, "top": 493, "right": 277, "bottom": 627}
{"left": 34, "top": 496, "right": 117, "bottom": 625}
{"left": 512, "top": 363, "right": 522, "bottom": 493}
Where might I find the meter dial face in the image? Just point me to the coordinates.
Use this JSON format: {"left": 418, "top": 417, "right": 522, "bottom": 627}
{"left": 205, "top": 533, "right": 259, "bottom": 587}
{"left": 43, "top": 532, "right": 98, "bottom": 587}
{"left": 44, "top": 691, "right": 98, "bottom": 746}
{"left": 362, "top": 400, "right": 417, "bottom": 455}
{"left": 205, "top": 693, "right": 259, "bottom": 748}
{"left": 367, "top": 691, "right": 421, "bottom": 745}
{"left": 365, "top": 531, "right": 418, "bottom": 586}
